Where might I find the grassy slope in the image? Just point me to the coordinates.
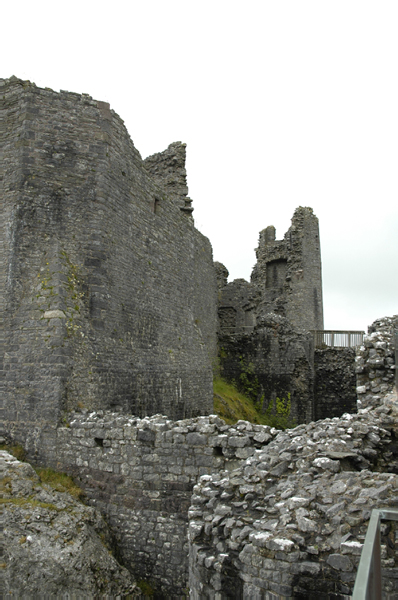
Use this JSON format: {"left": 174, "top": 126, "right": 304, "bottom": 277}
{"left": 213, "top": 377, "right": 295, "bottom": 429}
{"left": 213, "top": 377, "right": 267, "bottom": 425}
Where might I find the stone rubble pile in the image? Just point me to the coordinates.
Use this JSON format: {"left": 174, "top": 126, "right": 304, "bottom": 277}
{"left": 356, "top": 315, "right": 398, "bottom": 410}
{"left": 2, "top": 450, "right": 139, "bottom": 597}
{"left": 189, "top": 390, "right": 398, "bottom": 599}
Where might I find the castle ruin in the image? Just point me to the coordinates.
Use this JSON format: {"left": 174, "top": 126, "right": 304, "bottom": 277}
{"left": 2, "top": 77, "right": 397, "bottom": 598}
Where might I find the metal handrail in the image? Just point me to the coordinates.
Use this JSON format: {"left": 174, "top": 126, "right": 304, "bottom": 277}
{"left": 311, "top": 330, "right": 365, "bottom": 348}
{"left": 352, "top": 508, "right": 398, "bottom": 599}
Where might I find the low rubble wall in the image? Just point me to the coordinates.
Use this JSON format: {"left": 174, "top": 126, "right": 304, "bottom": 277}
{"left": 356, "top": 316, "right": 398, "bottom": 410}
{"left": 188, "top": 391, "right": 398, "bottom": 599}
{"left": 4, "top": 315, "right": 397, "bottom": 597}
{"left": 38, "top": 412, "right": 281, "bottom": 595}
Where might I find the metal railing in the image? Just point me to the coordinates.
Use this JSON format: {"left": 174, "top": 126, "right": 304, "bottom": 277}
{"left": 352, "top": 508, "right": 398, "bottom": 599}
{"left": 312, "top": 330, "right": 365, "bottom": 348}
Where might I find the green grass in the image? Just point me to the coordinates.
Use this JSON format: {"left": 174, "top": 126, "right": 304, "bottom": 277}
{"left": 137, "top": 580, "right": 155, "bottom": 596}
{"left": 35, "top": 467, "right": 84, "bottom": 500}
{"left": 1, "top": 445, "right": 84, "bottom": 500}
{"left": 213, "top": 377, "right": 296, "bottom": 429}
{"left": 0, "top": 444, "right": 26, "bottom": 461}
{"left": 1, "top": 497, "right": 59, "bottom": 511}
{"left": 213, "top": 377, "right": 266, "bottom": 425}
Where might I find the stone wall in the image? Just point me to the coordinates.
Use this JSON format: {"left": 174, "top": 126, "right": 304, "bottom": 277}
{"left": 215, "top": 207, "right": 328, "bottom": 424}
{"left": 188, "top": 390, "right": 398, "bottom": 599}
{"left": 23, "top": 411, "right": 282, "bottom": 596}
{"left": 3, "top": 316, "right": 397, "bottom": 596}
{"left": 251, "top": 206, "right": 324, "bottom": 331}
{"left": 219, "top": 314, "right": 315, "bottom": 424}
{"left": 356, "top": 315, "right": 398, "bottom": 410}
{"left": 314, "top": 348, "right": 357, "bottom": 421}
{"left": 217, "top": 207, "right": 323, "bottom": 335}
{"left": 3, "top": 76, "right": 218, "bottom": 447}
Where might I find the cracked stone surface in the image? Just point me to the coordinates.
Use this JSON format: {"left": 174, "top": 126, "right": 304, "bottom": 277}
{"left": 2, "top": 451, "right": 139, "bottom": 597}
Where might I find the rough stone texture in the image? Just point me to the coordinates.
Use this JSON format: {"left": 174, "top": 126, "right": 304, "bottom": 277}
{"left": 2, "top": 315, "right": 398, "bottom": 597}
{"left": 314, "top": 347, "right": 357, "bottom": 420}
{"left": 188, "top": 389, "right": 398, "bottom": 599}
{"left": 251, "top": 207, "right": 324, "bottom": 331}
{"left": 7, "top": 412, "right": 282, "bottom": 596}
{"left": 219, "top": 314, "right": 315, "bottom": 423}
{"left": 143, "top": 141, "right": 192, "bottom": 212}
{"left": 3, "top": 75, "right": 398, "bottom": 598}
{"left": 356, "top": 315, "right": 398, "bottom": 410}
{"left": 3, "top": 76, "right": 218, "bottom": 448}
{"left": 217, "top": 207, "right": 323, "bottom": 335}
{"left": 2, "top": 450, "right": 139, "bottom": 597}
{"left": 216, "top": 208, "right": 330, "bottom": 423}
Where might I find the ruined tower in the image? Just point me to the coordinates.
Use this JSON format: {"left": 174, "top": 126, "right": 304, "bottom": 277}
{"left": 217, "top": 207, "right": 324, "bottom": 423}
{"left": 251, "top": 206, "right": 324, "bottom": 331}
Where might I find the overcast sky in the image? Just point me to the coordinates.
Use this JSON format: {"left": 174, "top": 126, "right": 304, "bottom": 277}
{"left": 3, "top": 1, "right": 397, "bottom": 332}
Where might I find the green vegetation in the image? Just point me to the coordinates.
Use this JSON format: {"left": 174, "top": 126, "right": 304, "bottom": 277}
{"left": 1, "top": 444, "right": 84, "bottom": 501}
{"left": 237, "top": 358, "right": 259, "bottom": 401}
{"left": 0, "top": 497, "right": 60, "bottom": 511}
{"left": 214, "top": 377, "right": 264, "bottom": 425}
{"left": 35, "top": 467, "right": 84, "bottom": 500}
{"left": 137, "top": 580, "right": 155, "bottom": 596}
{"left": 263, "top": 394, "right": 295, "bottom": 430}
{"left": 213, "top": 377, "right": 295, "bottom": 430}
{"left": 0, "top": 443, "right": 25, "bottom": 461}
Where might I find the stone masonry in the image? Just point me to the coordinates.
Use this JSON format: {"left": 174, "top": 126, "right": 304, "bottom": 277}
{"left": 188, "top": 388, "right": 398, "bottom": 599}
{"left": 216, "top": 208, "right": 331, "bottom": 424}
{"left": 3, "top": 75, "right": 397, "bottom": 598}
{"left": 188, "top": 317, "right": 397, "bottom": 599}
{"left": 356, "top": 315, "right": 398, "bottom": 411}
{"left": 2, "top": 316, "right": 393, "bottom": 597}
{"left": 22, "top": 410, "right": 284, "bottom": 596}
{"left": 2, "top": 76, "right": 218, "bottom": 448}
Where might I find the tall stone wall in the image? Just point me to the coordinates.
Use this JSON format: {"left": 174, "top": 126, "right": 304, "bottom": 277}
{"left": 3, "top": 76, "right": 218, "bottom": 446}
{"left": 216, "top": 207, "right": 327, "bottom": 423}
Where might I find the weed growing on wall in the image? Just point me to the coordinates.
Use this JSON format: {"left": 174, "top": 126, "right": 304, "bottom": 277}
{"left": 263, "top": 394, "right": 296, "bottom": 430}
{"left": 0, "top": 444, "right": 26, "bottom": 462}
{"left": 214, "top": 378, "right": 295, "bottom": 430}
{"left": 237, "top": 357, "right": 259, "bottom": 401}
{"left": 60, "top": 251, "right": 85, "bottom": 338}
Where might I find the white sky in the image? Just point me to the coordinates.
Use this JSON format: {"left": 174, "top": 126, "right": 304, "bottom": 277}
{"left": 3, "top": 0, "right": 397, "bottom": 331}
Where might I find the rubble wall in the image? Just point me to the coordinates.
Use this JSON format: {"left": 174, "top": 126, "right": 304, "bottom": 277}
{"left": 219, "top": 315, "right": 315, "bottom": 424}
{"left": 188, "top": 391, "right": 398, "bottom": 599}
{"left": 3, "top": 76, "right": 218, "bottom": 448}
{"left": 314, "top": 348, "right": 357, "bottom": 420}
{"left": 356, "top": 316, "right": 398, "bottom": 410}
{"left": 24, "top": 412, "right": 281, "bottom": 596}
